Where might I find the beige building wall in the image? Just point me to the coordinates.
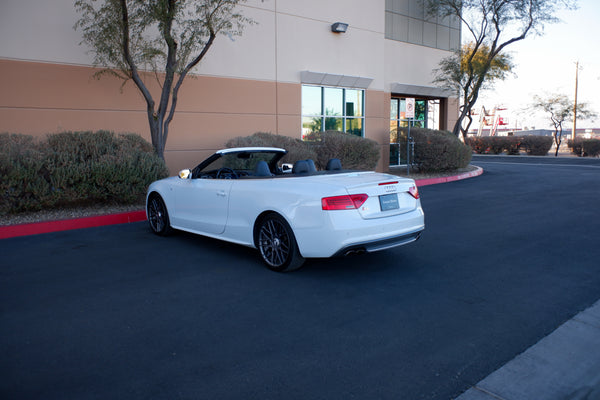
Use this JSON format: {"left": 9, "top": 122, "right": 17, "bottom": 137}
{"left": 0, "top": 0, "right": 457, "bottom": 173}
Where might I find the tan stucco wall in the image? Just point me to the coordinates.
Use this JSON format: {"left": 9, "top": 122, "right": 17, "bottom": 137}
{"left": 1, "top": 59, "right": 405, "bottom": 173}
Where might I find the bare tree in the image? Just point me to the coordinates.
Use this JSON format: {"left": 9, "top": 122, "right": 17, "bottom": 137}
{"left": 427, "top": 0, "right": 578, "bottom": 141}
{"left": 531, "top": 93, "right": 596, "bottom": 156}
{"left": 433, "top": 42, "right": 514, "bottom": 136}
{"left": 74, "top": 0, "right": 255, "bottom": 159}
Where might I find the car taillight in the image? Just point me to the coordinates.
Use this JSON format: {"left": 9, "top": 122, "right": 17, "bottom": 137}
{"left": 322, "top": 194, "right": 369, "bottom": 210}
{"left": 408, "top": 185, "right": 420, "bottom": 199}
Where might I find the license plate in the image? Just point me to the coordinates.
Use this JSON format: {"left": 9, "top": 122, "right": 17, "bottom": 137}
{"left": 379, "top": 193, "right": 399, "bottom": 211}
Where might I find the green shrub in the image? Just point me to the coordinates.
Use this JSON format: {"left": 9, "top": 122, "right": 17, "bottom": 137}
{"left": 520, "top": 136, "right": 553, "bottom": 156}
{"left": 403, "top": 127, "right": 472, "bottom": 172}
{"left": 305, "top": 131, "right": 380, "bottom": 170}
{"left": 226, "top": 132, "right": 317, "bottom": 165}
{"left": 0, "top": 133, "right": 51, "bottom": 212}
{"left": 568, "top": 138, "right": 600, "bottom": 157}
{"left": 0, "top": 131, "right": 168, "bottom": 214}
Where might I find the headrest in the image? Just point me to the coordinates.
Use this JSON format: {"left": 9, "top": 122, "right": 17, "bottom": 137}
{"left": 326, "top": 158, "right": 342, "bottom": 171}
{"left": 292, "top": 160, "right": 310, "bottom": 174}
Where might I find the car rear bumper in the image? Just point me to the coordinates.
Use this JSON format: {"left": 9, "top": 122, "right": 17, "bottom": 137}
{"left": 331, "top": 228, "right": 423, "bottom": 257}
{"left": 293, "top": 204, "right": 425, "bottom": 258}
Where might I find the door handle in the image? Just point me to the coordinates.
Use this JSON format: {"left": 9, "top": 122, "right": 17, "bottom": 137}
{"left": 217, "top": 191, "right": 227, "bottom": 197}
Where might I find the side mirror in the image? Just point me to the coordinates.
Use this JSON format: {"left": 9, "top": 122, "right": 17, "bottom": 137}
{"left": 281, "top": 163, "right": 293, "bottom": 173}
{"left": 178, "top": 169, "right": 192, "bottom": 179}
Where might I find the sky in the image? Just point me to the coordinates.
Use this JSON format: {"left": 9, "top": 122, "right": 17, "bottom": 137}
{"left": 472, "top": 0, "right": 600, "bottom": 131}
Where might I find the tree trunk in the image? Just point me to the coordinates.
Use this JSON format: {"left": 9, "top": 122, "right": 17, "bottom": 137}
{"left": 148, "top": 114, "right": 164, "bottom": 160}
{"left": 554, "top": 128, "right": 563, "bottom": 157}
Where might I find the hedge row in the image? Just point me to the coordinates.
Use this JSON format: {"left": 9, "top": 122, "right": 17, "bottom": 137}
{"left": 568, "top": 138, "right": 600, "bottom": 157}
{"left": 398, "top": 127, "right": 472, "bottom": 172}
{"left": 305, "top": 131, "right": 380, "bottom": 170}
{"left": 466, "top": 135, "right": 553, "bottom": 156}
{"left": 230, "top": 129, "right": 473, "bottom": 173}
{"left": 0, "top": 131, "right": 168, "bottom": 214}
{"left": 227, "top": 131, "right": 381, "bottom": 171}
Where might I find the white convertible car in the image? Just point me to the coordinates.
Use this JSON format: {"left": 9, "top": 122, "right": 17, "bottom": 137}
{"left": 146, "top": 147, "right": 424, "bottom": 271}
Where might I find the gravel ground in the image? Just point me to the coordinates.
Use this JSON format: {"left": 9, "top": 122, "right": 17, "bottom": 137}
{"left": 0, "top": 165, "right": 480, "bottom": 227}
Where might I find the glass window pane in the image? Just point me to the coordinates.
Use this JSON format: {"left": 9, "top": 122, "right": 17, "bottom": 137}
{"left": 415, "top": 100, "right": 426, "bottom": 121}
{"left": 408, "top": 0, "right": 424, "bottom": 19}
{"left": 399, "top": 98, "right": 406, "bottom": 120}
{"left": 324, "top": 87, "right": 343, "bottom": 116}
{"left": 324, "top": 117, "right": 343, "bottom": 131}
{"left": 390, "top": 98, "right": 399, "bottom": 119}
{"left": 345, "top": 118, "right": 363, "bottom": 136}
{"left": 423, "top": 22, "right": 437, "bottom": 47}
{"left": 302, "top": 116, "right": 322, "bottom": 138}
{"left": 385, "top": 11, "right": 393, "bottom": 39}
{"left": 302, "top": 86, "right": 322, "bottom": 116}
{"left": 408, "top": 17, "right": 423, "bottom": 44}
{"left": 392, "top": 13, "right": 408, "bottom": 42}
{"left": 427, "top": 100, "right": 440, "bottom": 130}
{"left": 390, "top": 124, "right": 398, "bottom": 143}
{"left": 436, "top": 25, "right": 451, "bottom": 51}
{"left": 345, "top": 89, "right": 363, "bottom": 117}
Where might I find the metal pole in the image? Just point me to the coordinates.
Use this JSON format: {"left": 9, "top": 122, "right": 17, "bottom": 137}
{"left": 406, "top": 119, "right": 411, "bottom": 175}
{"left": 396, "top": 127, "right": 400, "bottom": 166}
{"left": 572, "top": 61, "right": 579, "bottom": 141}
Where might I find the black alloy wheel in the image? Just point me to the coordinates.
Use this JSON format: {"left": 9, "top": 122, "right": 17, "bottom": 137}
{"left": 147, "top": 194, "right": 172, "bottom": 236}
{"left": 257, "top": 214, "right": 305, "bottom": 272}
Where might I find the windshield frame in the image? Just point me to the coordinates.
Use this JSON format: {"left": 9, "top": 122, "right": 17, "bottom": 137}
{"left": 191, "top": 148, "right": 288, "bottom": 179}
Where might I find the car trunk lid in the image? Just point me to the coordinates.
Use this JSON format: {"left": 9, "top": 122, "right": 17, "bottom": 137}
{"left": 318, "top": 172, "right": 419, "bottom": 219}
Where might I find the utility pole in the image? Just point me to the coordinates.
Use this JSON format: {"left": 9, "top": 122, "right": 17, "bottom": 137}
{"left": 572, "top": 61, "right": 579, "bottom": 141}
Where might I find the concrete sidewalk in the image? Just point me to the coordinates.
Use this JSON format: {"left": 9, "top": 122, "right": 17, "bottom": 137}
{"left": 456, "top": 300, "right": 600, "bottom": 400}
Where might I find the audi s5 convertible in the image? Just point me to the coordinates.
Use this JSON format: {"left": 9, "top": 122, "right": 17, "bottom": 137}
{"left": 146, "top": 147, "right": 424, "bottom": 271}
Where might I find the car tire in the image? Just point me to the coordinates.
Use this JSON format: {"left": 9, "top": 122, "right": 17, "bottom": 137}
{"left": 147, "top": 194, "right": 172, "bottom": 236}
{"left": 257, "top": 214, "right": 305, "bottom": 272}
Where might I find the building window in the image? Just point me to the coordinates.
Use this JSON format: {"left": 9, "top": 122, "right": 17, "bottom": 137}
{"left": 390, "top": 97, "right": 440, "bottom": 131}
{"left": 301, "top": 85, "right": 364, "bottom": 138}
{"left": 389, "top": 97, "right": 441, "bottom": 166}
{"left": 385, "top": 0, "right": 461, "bottom": 50}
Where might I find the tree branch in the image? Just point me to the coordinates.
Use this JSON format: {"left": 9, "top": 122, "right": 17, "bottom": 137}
{"left": 119, "top": 0, "right": 155, "bottom": 113}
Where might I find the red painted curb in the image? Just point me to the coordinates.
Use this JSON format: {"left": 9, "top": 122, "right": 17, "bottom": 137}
{"left": 1, "top": 166, "right": 483, "bottom": 239}
{"left": 0, "top": 210, "right": 147, "bottom": 239}
{"left": 414, "top": 166, "right": 483, "bottom": 187}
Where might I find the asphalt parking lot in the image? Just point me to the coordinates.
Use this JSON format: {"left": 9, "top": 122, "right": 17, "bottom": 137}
{"left": 2, "top": 156, "right": 600, "bottom": 399}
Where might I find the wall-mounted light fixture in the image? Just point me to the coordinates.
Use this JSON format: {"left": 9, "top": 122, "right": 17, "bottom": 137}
{"left": 331, "top": 22, "right": 349, "bottom": 33}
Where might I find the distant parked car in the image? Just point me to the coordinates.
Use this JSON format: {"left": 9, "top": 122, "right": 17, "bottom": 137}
{"left": 146, "top": 147, "right": 424, "bottom": 271}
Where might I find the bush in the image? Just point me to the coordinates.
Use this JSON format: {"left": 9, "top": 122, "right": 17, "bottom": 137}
{"left": 504, "top": 136, "right": 522, "bottom": 155}
{"left": 568, "top": 138, "right": 600, "bottom": 157}
{"left": 487, "top": 137, "right": 508, "bottom": 154}
{"left": 403, "top": 127, "right": 472, "bottom": 172}
{"left": 0, "top": 131, "right": 168, "bottom": 214}
{"left": 0, "top": 134, "right": 49, "bottom": 213}
{"left": 520, "top": 136, "right": 553, "bottom": 156}
{"left": 305, "top": 131, "right": 380, "bottom": 170}
{"left": 465, "top": 137, "right": 484, "bottom": 154}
